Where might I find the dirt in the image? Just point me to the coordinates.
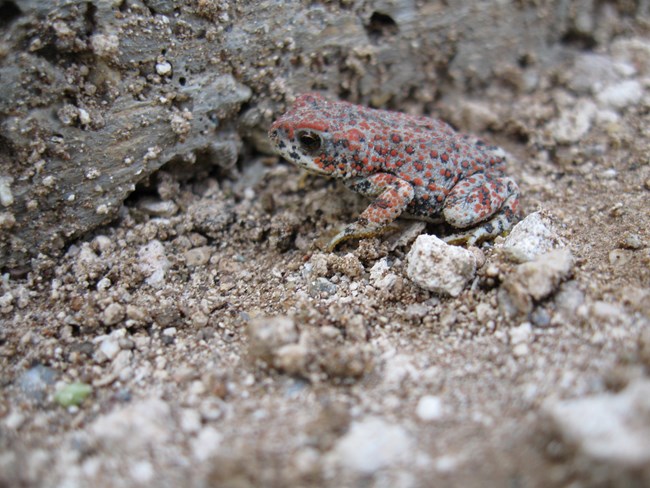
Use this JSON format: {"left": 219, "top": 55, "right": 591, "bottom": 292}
{"left": 2, "top": 9, "right": 650, "bottom": 488}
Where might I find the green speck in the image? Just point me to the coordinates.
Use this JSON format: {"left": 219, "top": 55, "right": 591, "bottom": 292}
{"left": 54, "top": 382, "right": 92, "bottom": 407}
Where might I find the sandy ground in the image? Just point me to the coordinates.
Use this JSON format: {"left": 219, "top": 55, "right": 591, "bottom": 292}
{"left": 1, "top": 28, "right": 650, "bottom": 488}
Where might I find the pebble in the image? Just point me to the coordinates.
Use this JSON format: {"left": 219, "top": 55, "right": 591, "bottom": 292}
{"left": 406, "top": 235, "right": 477, "bottom": 297}
{"left": 0, "top": 212, "right": 15, "bottom": 229}
{"left": 96, "top": 329, "right": 126, "bottom": 361}
{"left": 566, "top": 53, "right": 627, "bottom": 94}
{"left": 543, "top": 380, "right": 650, "bottom": 467}
{"left": 415, "top": 395, "right": 444, "bottom": 421}
{"left": 608, "top": 249, "right": 632, "bottom": 266}
{"left": 137, "top": 198, "right": 179, "bottom": 217}
{"left": 499, "top": 249, "right": 574, "bottom": 319}
{"left": 138, "top": 240, "right": 170, "bottom": 287}
{"left": 3, "top": 410, "right": 26, "bottom": 430}
{"left": 327, "top": 417, "right": 415, "bottom": 474}
{"left": 191, "top": 426, "right": 223, "bottom": 462}
{"left": 311, "top": 277, "right": 337, "bottom": 295}
{"left": 101, "top": 303, "right": 125, "bottom": 326}
{"left": 499, "top": 211, "right": 565, "bottom": 262}
{"left": 17, "top": 365, "right": 57, "bottom": 403}
{"left": 549, "top": 98, "right": 596, "bottom": 144}
{"left": 247, "top": 316, "right": 299, "bottom": 366}
{"left": 620, "top": 233, "right": 643, "bottom": 250}
{"left": 155, "top": 60, "right": 172, "bottom": 76}
{"left": 179, "top": 408, "right": 202, "bottom": 434}
{"left": 184, "top": 246, "right": 213, "bottom": 267}
{"left": 596, "top": 80, "right": 643, "bottom": 110}
{"left": 90, "top": 398, "right": 173, "bottom": 451}
{"left": 509, "top": 322, "right": 533, "bottom": 345}
{"left": 0, "top": 176, "right": 14, "bottom": 207}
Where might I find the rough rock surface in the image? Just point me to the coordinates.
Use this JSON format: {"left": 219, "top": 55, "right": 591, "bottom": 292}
{"left": 0, "top": 0, "right": 608, "bottom": 270}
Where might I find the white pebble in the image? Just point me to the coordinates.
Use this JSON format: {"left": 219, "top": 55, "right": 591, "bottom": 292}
{"left": 138, "top": 240, "right": 170, "bottom": 287}
{"left": 499, "top": 211, "right": 566, "bottom": 262}
{"left": 415, "top": 395, "right": 444, "bottom": 421}
{"left": 406, "top": 235, "right": 477, "bottom": 297}
{"left": 543, "top": 380, "right": 650, "bottom": 467}
{"left": 0, "top": 176, "right": 14, "bottom": 207}
{"left": 191, "top": 426, "right": 223, "bottom": 462}
{"left": 596, "top": 80, "right": 643, "bottom": 110}
{"left": 155, "top": 61, "right": 172, "bottom": 76}
{"left": 327, "top": 417, "right": 415, "bottom": 474}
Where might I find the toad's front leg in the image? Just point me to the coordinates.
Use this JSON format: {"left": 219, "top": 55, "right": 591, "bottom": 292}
{"left": 326, "top": 173, "right": 414, "bottom": 251}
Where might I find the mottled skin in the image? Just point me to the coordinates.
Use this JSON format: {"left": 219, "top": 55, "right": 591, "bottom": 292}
{"left": 269, "top": 93, "right": 520, "bottom": 250}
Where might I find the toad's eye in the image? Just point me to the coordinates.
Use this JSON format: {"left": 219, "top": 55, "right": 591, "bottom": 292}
{"left": 297, "top": 131, "right": 322, "bottom": 152}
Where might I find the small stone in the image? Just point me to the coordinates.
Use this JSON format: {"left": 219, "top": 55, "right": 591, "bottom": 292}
{"left": 90, "top": 398, "right": 173, "bottom": 451}
{"left": 96, "top": 277, "right": 112, "bottom": 291}
{"left": 499, "top": 249, "right": 574, "bottom": 319}
{"left": 179, "top": 408, "right": 202, "bottom": 434}
{"left": 192, "top": 426, "right": 223, "bottom": 462}
{"left": 311, "top": 277, "right": 337, "bottom": 295}
{"left": 3, "top": 411, "right": 26, "bottom": 430}
{"left": 138, "top": 240, "right": 170, "bottom": 287}
{"left": 620, "top": 233, "right": 643, "bottom": 250}
{"left": 17, "top": 365, "right": 57, "bottom": 403}
{"left": 512, "top": 343, "right": 529, "bottom": 356}
{"left": 609, "top": 249, "right": 632, "bottom": 266}
{"left": 137, "top": 198, "right": 178, "bottom": 217}
{"left": 274, "top": 343, "right": 309, "bottom": 375}
{"left": 192, "top": 311, "right": 209, "bottom": 328}
{"left": 406, "top": 235, "right": 477, "bottom": 297}
{"left": 247, "top": 316, "right": 299, "bottom": 366}
{"left": 102, "top": 303, "right": 125, "bottom": 326}
{"left": 126, "top": 305, "right": 149, "bottom": 324}
{"left": 596, "top": 80, "right": 643, "bottom": 110}
{"left": 369, "top": 258, "right": 390, "bottom": 283}
{"left": 543, "top": 380, "right": 650, "bottom": 467}
{"left": 97, "top": 335, "right": 121, "bottom": 361}
{"left": 415, "top": 395, "right": 444, "bottom": 421}
{"left": 330, "top": 253, "right": 363, "bottom": 278}
{"left": 548, "top": 99, "right": 596, "bottom": 144}
{"left": 0, "top": 212, "right": 16, "bottom": 229}
{"left": 0, "top": 176, "right": 14, "bottom": 207}
{"left": 499, "top": 211, "right": 565, "bottom": 262}
{"left": 326, "top": 417, "right": 415, "bottom": 474}
{"left": 130, "top": 461, "right": 154, "bottom": 484}
{"left": 509, "top": 322, "right": 533, "bottom": 345}
{"left": 184, "top": 246, "right": 212, "bottom": 267}
{"left": 155, "top": 60, "right": 172, "bottom": 76}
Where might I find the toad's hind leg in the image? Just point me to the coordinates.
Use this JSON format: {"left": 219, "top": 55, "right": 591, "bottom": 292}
{"left": 326, "top": 173, "right": 414, "bottom": 251}
{"left": 442, "top": 174, "right": 520, "bottom": 245}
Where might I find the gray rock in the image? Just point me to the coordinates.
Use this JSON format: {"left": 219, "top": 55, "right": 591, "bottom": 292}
{"left": 17, "top": 365, "right": 57, "bottom": 403}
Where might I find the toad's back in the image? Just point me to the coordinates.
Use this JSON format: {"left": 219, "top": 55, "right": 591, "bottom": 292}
{"left": 269, "top": 93, "right": 520, "bottom": 249}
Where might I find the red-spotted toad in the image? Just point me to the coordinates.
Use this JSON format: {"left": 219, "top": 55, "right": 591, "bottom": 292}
{"left": 269, "top": 93, "right": 520, "bottom": 250}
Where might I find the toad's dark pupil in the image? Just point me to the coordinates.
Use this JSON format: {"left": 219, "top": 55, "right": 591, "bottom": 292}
{"left": 298, "top": 132, "right": 321, "bottom": 152}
